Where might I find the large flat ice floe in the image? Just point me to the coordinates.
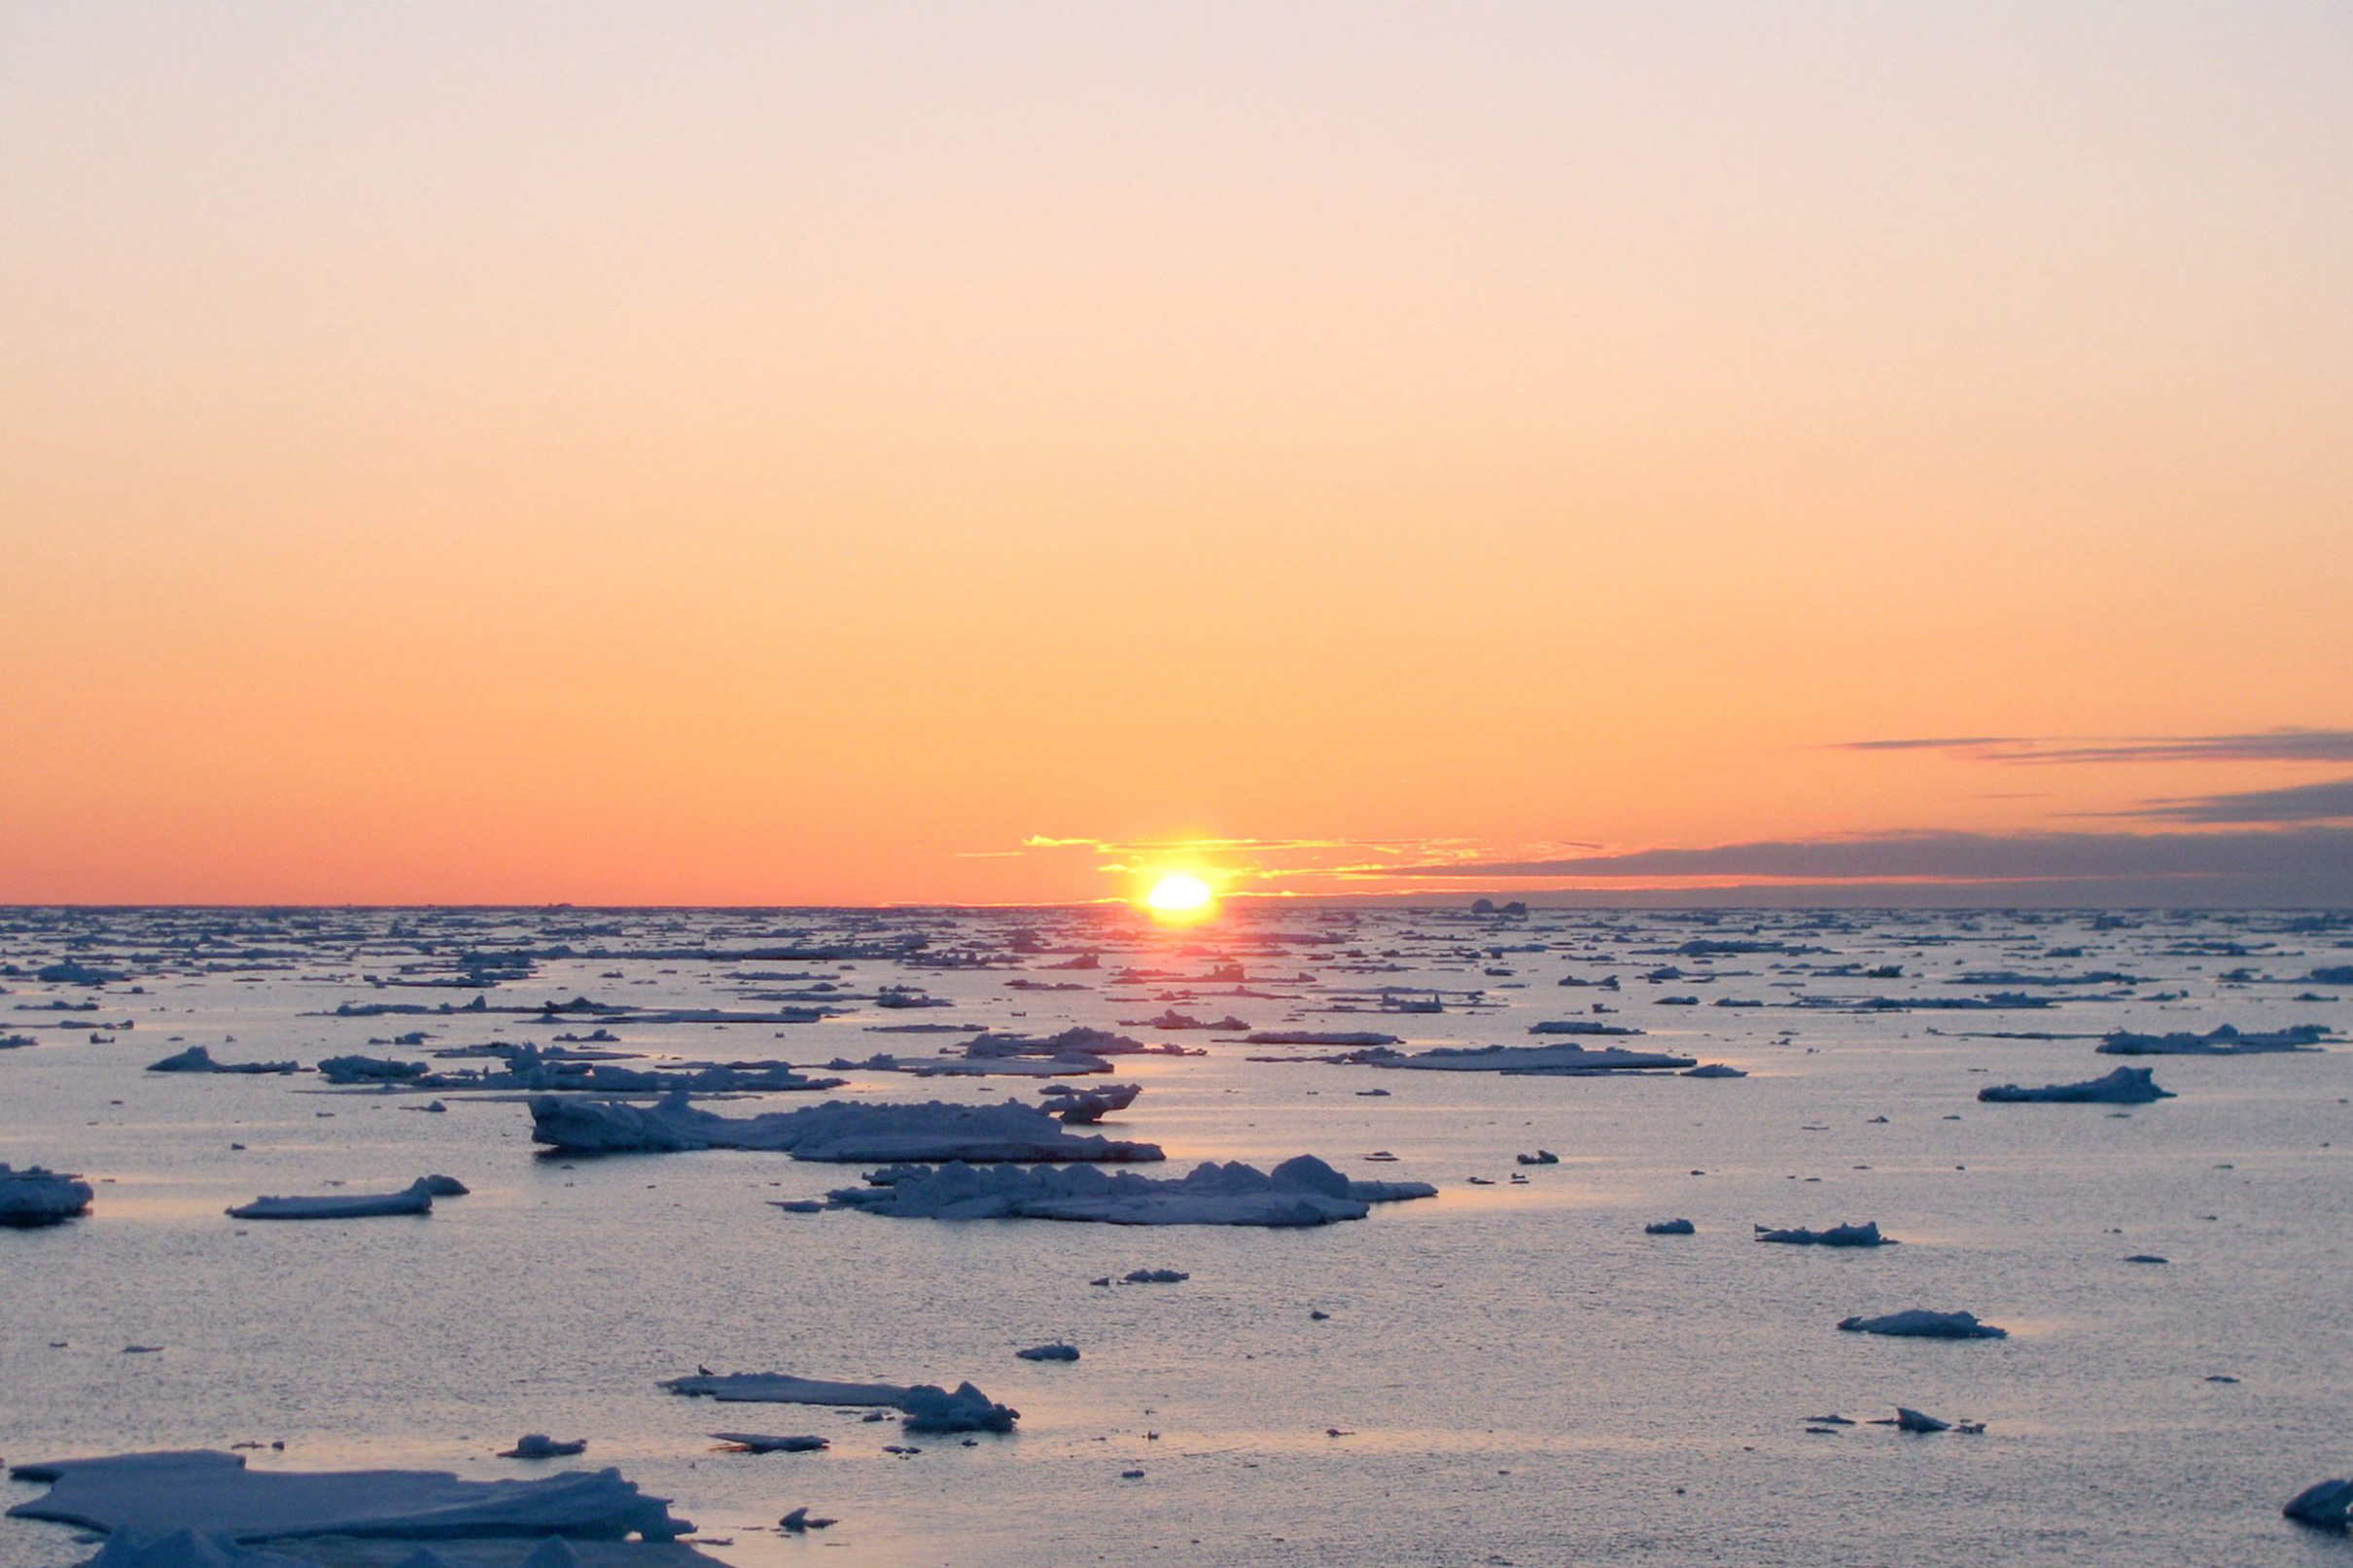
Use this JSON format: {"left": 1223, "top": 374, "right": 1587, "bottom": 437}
{"left": 1978, "top": 1065, "right": 2173, "bottom": 1103}
{"left": 225, "top": 1177, "right": 462, "bottom": 1221}
{"left": 2096, "top": 1024, "right": 2332, "bottom": 1056}
{"left": 1, "top": 1163, "right": 94, "bottom": 1227}
{"left": 148, "top": 1046, "right": 302, "bottom": 1076}
{"left": 529, "top": 1091, "right": 1163, "bottom": 1162}
{"left": 6, "top": 1450, "right": 691, "bottom": 1543}
{"left": 662, "top": 1374, "right": 1018, "bottom": 1432}
{"left": 825, "top": 1154, "right": 1437, "bottom": 1226}
{"left": 1347, "top": 1042, "right": 1698, "bottom": 1073}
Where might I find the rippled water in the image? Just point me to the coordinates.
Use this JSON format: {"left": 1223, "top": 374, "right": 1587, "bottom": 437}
{"left": 3, "top": 906, "right": 2349, "bottom": 1567}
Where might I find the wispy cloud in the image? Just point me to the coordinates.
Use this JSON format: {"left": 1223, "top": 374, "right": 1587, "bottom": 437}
{"left": 1836, "top": 728, "right": 2353, "bottom": 765}
{"left": 1390, "top": 826, "right": 2353, "bottom": 888}
{"left": 2102, "top": 775, "right": 2353, "bottom": 825}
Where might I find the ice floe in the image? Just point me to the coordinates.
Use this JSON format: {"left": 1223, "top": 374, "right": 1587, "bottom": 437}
{"left": 2284, "top": 1478, "right": 2353, "bottom": 1529}
{"left": 662, "top": 1373, "right": 1017, "bottom": 1432}
{"left": 529, "top": 1091, "right": 1163, "bottom": 1163}
{"left": 225, "top": 1178, "right": 449, "bottom": 1220}
{"left": 1837, "top": 1309, "right": 2008, "bottom": 1339}
{"left": 500, "top": 1437, "right": 585, "bottom": 1459}
{"left": 1756, "top": 1221, "right": 1894, "bottom": 1247}
{"left": 825, "top": 1155, "right": 1436, "bottom": 1226}
{"left": 1978, "top": 1066, "right": 2173, "bottom": 1103}
{"left": 5, "top": 1449, "right": 690, "bottom": 1543}
{"left": 147, "top": 1047, "right": 301, "bottom": 1076}
{"left": 1338, "top": 1042, "right": 1697, "bottom": 1073}
{"left": 2096, "top": 1025, "right": 2331, "bottom": 1056}
{"left": 2, "top": 1164, "right": 95, "bottom": 1226}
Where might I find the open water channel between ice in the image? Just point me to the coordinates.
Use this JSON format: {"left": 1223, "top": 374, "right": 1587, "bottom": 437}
{"left": 3, "top": 905, "right": 2350, "bottom": 1566}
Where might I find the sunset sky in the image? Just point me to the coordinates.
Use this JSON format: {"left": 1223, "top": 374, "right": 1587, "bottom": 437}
{"left": 6, "top": 4, "right": 2350, "bottom": 906}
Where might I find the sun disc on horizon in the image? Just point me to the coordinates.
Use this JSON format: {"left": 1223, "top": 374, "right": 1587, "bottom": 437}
{"left": 1143, "top": 872, "right": 1215, "bottom": 918}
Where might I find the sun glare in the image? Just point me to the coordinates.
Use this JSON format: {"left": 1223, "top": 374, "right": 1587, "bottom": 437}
{"left": 1142, "top": 872, "right": 1215, "bottom": 918}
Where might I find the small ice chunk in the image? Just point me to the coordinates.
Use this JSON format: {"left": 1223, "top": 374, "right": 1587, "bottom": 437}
{"left": 499, "top": 1435, "right": 584, "bottom": 1459}
{"left": 2284, "top": 1478, "right": 2353, "bottom": 1529}
{"left": 1645, "top": 1219, "right": 1696, "bottom": 1236}
{"left": 1756, "top": 1221, "right": 1893, "bottom": 1247}
{"left": 1837, "top": 1309, "right": 2008, "bottom": 1340}
{"left": 712, "top": 1433, "right": 827, "bottom": 1453}
{"left": 1015, "top": 1343, "right": 1078, "bottom": 1362}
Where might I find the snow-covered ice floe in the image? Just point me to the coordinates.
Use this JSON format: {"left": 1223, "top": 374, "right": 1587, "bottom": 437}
{"left": 661, "top": 1374, "right": 1018, "bottom": 1432}
{"left": 5, "top": 1449, "right": 691, "bottom": 1543}
{"left": 824, "top": 1155, "right": 1436, "bottom": 1226}
{"left": 1, "top": 1164, "right": 94, "bottom": 1227}
{"left": 1757, "top": 1221, "right": 1894, "bottom": 1247}
{"left": 225, "top": 1177, "right": 463, "bottom": 1221}
{"left": 2096, "top": 1024, "right": 2331, "bottom": 1056}
{"left": 1837, "top": 1309, "right": 2008, "bottom": 1340}
{"left": 1978, "top": 1065, "right": 2172, "bottom": 1104}
{"left": 1339, "top": 1042, "right": 1697, "bottom": 1074}
{"left": 529, "top": 1091, "right": 1163, "bottom": 1163}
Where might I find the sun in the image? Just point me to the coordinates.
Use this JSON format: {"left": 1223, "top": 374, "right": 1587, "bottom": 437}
{"left": 1142, "top": 872, "right": 1216, "bottom": 919}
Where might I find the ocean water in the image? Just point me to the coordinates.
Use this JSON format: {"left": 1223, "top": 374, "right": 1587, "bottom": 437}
{"left": 3, "top": 905, "right": 2349, "bottom": 1567}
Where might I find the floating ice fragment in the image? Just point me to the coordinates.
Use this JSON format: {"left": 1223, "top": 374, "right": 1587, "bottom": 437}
{"left": 825, "top": 1155, "right": 1434, "bottom": 1226}
{"left": 530, "top": 1092, "right": 1162, "bottom": 1163}
{"left": 2284, "top": 1479, "right": 2353, "bottom": 1529}
{"left": 226, "top": 1179, "right": 441, "bottom": 1220}
{"left": 1756, "top": 1222, "right": 1893, "bottom": 1247}
{"left": 500, "top": 1436, "right": 585, "bottom": 1459}
{"left": 1978, "top": 1066, "right": 2172, "bottom": 1104}
{"left": 1837, "top": 1310, "right": 2007, "bottom": 1340}
{"left": 1, "top": 1165, "right": 94, "bottom": 1227}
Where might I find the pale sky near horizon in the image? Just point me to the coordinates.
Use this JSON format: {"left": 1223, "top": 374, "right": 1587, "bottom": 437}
{"left": 6, "top": 3, "right": 2351, "bottom": 905}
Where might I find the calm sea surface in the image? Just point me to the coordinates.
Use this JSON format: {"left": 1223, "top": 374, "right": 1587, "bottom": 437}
{"left": 3, "top": 906, "right": 2349, "bottom": 1566}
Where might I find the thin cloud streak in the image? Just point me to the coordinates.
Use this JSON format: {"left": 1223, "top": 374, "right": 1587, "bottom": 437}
{"left": 1392, "top": 827, "right": 2353, "bottom": 886}
{"left": 2103, "top": 776, "right": 2353, "bottom": 825}
{"left": 1837, "top": 728, "right": 2353, "bottom": 765}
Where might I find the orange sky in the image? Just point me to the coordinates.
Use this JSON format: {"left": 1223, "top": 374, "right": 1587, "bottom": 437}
{"left": 5, "top": 4, "right": 2351, "bottom": 905}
